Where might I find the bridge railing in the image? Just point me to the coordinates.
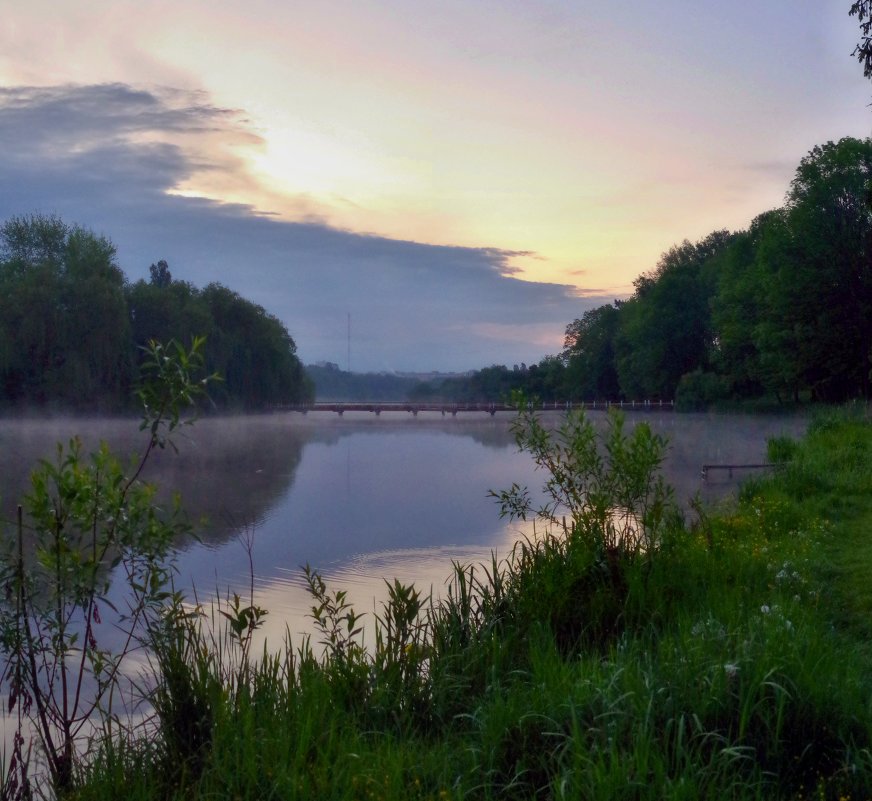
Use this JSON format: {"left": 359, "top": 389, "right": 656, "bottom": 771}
{"left": 270, "top": 400, "right": 675, "bottom": 416}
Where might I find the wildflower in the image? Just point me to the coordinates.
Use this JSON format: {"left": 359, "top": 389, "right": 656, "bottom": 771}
{"left": 691, "top": 617, "right": 725, "bottom": 640}
{"left": 760, "top": 605, "right": 771, "bottom": 615}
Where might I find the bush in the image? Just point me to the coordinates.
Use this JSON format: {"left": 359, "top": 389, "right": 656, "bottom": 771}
{"left": 0, "top": 338, "right": 214, "bottom": 797}
{"left": 675, "top": 369, "right": 731, "bottom": 411}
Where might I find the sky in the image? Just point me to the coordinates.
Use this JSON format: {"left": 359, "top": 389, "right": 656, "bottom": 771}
{"left": 1, "top": 1, "right": 871, "bottom": 372}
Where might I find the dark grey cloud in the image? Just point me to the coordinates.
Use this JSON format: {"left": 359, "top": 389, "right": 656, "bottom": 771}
{"left": 0, "top": 83, "right": 599, "bottom": 371}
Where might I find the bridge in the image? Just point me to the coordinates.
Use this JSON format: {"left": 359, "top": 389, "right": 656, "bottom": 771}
{"left": 274, "top": 399, "right": 675, "bottom": 416}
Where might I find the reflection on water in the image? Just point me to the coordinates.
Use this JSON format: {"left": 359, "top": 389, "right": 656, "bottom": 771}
{"left": 0, "top": 410, "right": 808, "bottom": 648}
{"left": 170, "top": 411, "right": 807, "bottom": 649}
{"left": 251, "top": 522, "right": 542, "bottom": 650}
{"left": 0, "top": 410, "right": 809, "bottom": 762}
{"left": 168, "top": 413, "right": 540, "bottom": 639}
{"left": 0, "top": 416, "right": 306, "bottom": 548}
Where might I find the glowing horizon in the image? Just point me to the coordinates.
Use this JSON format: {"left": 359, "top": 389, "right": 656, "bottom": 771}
{"left": 2, "top": 0, "right": 872, "bottom": 370}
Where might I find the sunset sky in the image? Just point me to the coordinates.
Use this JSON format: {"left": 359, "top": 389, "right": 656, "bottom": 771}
{"left": 1, "top": 2, "right": 870, "bottom": 370}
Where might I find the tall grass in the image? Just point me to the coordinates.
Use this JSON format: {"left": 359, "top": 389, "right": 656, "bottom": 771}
{"left": 8, "top": 407, "right": 872, "bottom": 800}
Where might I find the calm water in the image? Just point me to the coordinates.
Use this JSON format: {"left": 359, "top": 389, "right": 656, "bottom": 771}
{"left": 0, "top": 410, "right": 807, "bottom": 647}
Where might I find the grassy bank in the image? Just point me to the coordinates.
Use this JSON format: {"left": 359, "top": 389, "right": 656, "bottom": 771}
{"left": 10, "top": 408, "right": 872, "bottom": 800}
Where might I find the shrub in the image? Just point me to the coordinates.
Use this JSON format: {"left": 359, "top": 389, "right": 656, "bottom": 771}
{"left": 0, "top": 338, "right": 214, "bottom": 798}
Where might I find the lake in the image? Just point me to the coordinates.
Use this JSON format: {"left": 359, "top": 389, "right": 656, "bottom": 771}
{"left": 0, "top": 409, "right": 808, "bottom": 648}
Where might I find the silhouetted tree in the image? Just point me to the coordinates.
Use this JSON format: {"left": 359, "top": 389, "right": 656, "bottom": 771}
{"left": 562, "top": 304, "right": 621, "bottom": 400}
{"left": 127, "top": 278, "right": 313, "bottom": 409}
{"left": 615, "top": 231, "right": 734, "bottom": 399}
{"left": 0, "top": 216, "right": 313, "bottom": 410}
{"left": 779, "top": 138, "right": 872, "bottom": 399}
{"left": 149, "top": 259, "right": 173, "bottom": 287}
{"left": 851, "top": 2, "right": 872, "bottom": 79}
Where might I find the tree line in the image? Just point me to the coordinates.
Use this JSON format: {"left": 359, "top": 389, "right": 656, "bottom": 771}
{"left": 415, "top": 137, "right": 872, "bottom": 408}
{"left": 4, "top": 136, "right": 870, "bottom": 412}
{"left": 305, "top": 362, "right": 428, "bottom": 401}
{"left": 0, "top": 215, "right": 313, "bottom": 412}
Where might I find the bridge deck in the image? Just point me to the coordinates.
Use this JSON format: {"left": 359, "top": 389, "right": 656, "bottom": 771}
{"left": 273, "top": 400, "right": 674, "bottom": 416}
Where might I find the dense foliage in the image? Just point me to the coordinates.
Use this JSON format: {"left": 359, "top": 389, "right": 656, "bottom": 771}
{"left": 411, "top": 360, "right": 566, "bottom": 404}
{"left": 0, "top": 216, "right": 130, "bottom": 410}
{"left": 305, "top": 362, "right": 425, "bottom": 401}
{"left": 0, "top": 217, "right": 312, "bottom": 411}
{"left": 418, "top": 137, "right": 872, "bottom": 408}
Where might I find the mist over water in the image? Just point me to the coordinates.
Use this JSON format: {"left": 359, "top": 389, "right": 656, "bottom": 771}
{"left": 0, "top": 410, "right": 807, "bottom": 646}
{"left": 0, "top": 409, "right": 809, "bottom": 766}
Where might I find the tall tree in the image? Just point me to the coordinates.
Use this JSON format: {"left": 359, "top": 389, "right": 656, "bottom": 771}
{"left": 127, "top": 274, "right": 313, "bottom": 409}
{"left": 148, "top": 259, "right": 173, "bottom": 288}
{"left": 59, "top": 227, "right": 131, "bottom": 405}
{"left": 0, "top": 215, "right": 129, "bottom": 408}
{"left": 615, "top": 231, "right": 734, "bottom": 399}
{"left": 710, "top": 211, "right": 790, "bottom": 399}
{"left": 201, "top": 282, "right": 312, "bottom": 407}
{"left": 708, "top": 139, "right": 872, "bottom": 402}
{"left": 562, "top": 304, "right": 621, "bottom": 400}
{"left": 779, "top": 138, "right": 872, "bottom": 399}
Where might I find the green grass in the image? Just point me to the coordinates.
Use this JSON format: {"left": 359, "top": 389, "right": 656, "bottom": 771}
{"left": 24, "top": 408, "right": 872, "bottom": 799}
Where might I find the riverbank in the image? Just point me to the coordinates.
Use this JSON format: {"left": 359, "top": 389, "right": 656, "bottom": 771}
{"left": 10, "top": 408, "right": 872, "bottom": 800}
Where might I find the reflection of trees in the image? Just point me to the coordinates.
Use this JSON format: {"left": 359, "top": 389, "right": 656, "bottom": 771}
{"left": 295, "top": 413, "right": 519, "bottom": 451}
{"left": 143, "top": 417, "right": 307, "bottom": 549}
{"left": 0, "top": 419, "right": 141, "bottom": 526}
{"left": 1, "top": 413, "right": 806, "bottom": 557}
{"left": 0, "top": 417, "right": 308, "bottom": 552}
{"left": 158, "top": 413, "right": 804, "bottom": 546}
{"left": 0, "top": 416, "right": 518, "bottom": 555}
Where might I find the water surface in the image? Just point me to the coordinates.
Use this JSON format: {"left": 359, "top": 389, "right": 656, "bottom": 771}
{"left": 0, "top": 410, "right": 807, "bottom": 646}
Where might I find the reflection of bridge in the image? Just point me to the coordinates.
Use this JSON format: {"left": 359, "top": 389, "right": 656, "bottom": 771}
{"left": 276, "top": 400, "right": 675, "bottom": 416}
